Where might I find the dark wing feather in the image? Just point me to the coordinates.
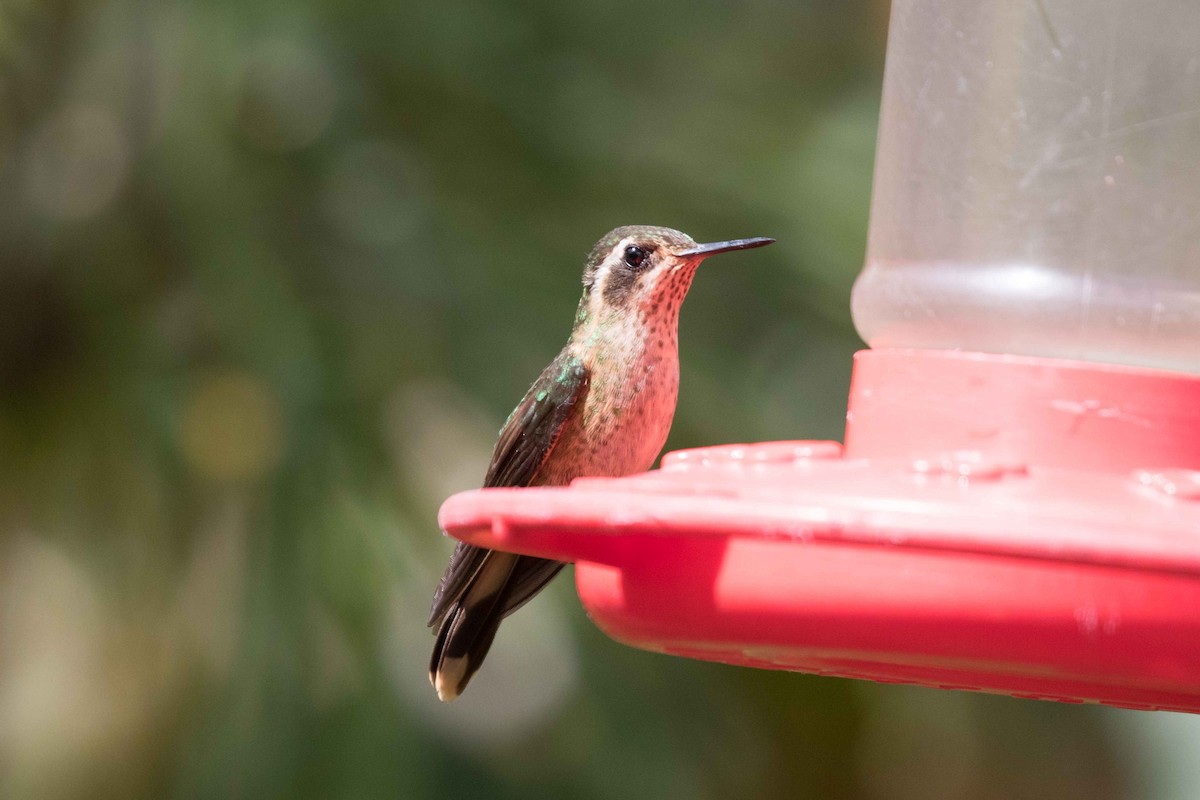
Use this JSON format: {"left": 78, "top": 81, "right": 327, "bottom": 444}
{"left": 482, "top": 355, "right": 589, "bottom": 489}
{"left": 428, "top": 354, "right": 589, "bottom": 627}
{"left": 501, "top": 557, "right": 565, "bottom": 618}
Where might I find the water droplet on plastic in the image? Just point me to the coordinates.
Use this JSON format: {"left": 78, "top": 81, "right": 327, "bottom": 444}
{"left": 1133, "top": 469, "right": 1200, "bottom": 500}
{"left": 911, "top": 451, "right": 1028, "bottom": 482}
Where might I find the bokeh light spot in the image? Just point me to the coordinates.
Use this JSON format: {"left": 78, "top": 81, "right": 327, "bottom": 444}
{"left": 179, "top": 371, "right": 283, "bottom": 481}
{"left": 24, "top": 104, "right": 129, "bottom": 220}
{"left": 238, "top": 39, "right": 337, "bottom": 152}
{"left": 0, "top": 536, "right": 162, "bottom": 799}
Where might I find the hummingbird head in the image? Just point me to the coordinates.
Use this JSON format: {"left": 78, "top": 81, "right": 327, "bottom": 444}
{"left": 579, "top": 226, "right": 774, "bottom": 323}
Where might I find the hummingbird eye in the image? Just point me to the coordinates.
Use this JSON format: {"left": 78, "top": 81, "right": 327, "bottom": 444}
{"left": 622, "top": 244, "right": 649, "bottom": 269}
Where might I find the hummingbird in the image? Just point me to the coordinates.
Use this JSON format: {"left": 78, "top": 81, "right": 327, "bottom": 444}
{"left": 428, "top": 225, "right": 774, "bottom": 701}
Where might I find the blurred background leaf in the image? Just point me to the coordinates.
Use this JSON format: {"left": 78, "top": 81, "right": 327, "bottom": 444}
{"left": 0, "top": 1, "right": 1196, "bottom": 799}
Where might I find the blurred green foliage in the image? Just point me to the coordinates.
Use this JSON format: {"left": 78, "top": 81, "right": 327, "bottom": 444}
{"left": 0, "top": 1, "right": 1191, "bottom": 799}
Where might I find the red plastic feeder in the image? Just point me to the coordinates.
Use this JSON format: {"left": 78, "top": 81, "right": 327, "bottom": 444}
{"left": 441, "top": 0, "right": 1200, "bottom": 710}
{"left": 440, "top": 349, "right": 1200, "bottom": 712}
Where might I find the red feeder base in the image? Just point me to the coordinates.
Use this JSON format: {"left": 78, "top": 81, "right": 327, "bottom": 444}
{"left": 438, "top": 349, "right": 1200, "bottom": 711}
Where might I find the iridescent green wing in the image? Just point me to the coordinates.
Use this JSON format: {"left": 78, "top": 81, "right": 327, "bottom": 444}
{"left": 483, "top": 354, "right": 589, "bottom": 489}
{"left": 428, "top": 353, "right": 589, "bottom": 626}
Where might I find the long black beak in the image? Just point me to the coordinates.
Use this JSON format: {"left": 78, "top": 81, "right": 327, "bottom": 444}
{"left": 676, "top": 237, "right": 775, "bottom": 258}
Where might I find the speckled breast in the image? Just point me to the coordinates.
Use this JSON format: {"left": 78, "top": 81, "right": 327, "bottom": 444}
{"left": 537, "top": 340, "right": 680, "bottom": 486}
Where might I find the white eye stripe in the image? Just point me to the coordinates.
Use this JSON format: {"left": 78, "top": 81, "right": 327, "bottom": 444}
{"left": 595, "top": 237, "right": 634, "bottom": 282}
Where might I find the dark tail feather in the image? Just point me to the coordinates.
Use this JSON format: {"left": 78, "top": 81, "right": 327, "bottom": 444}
{"left": 429, "top": 604, "right": 503, "bottom": 701}
{"left": 428, "top": 553, "right": 516, "bottom": 701}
